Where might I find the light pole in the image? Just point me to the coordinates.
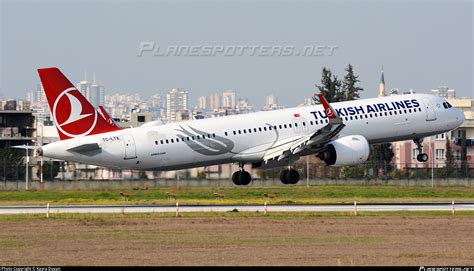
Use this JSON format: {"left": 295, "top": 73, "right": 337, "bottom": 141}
{"left": 25, "top": 143, "right": 29, "bottom": 190}
{"left": 306, "top": 156, "right": 309, "bottom": 187}
{"left": 428, "top": 137, "right": 434, "bottom": 188}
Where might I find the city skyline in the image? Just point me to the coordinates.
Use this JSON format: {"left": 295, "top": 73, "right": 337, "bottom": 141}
{"left": 1, "top": 1, "right": 472, "bottom": 109}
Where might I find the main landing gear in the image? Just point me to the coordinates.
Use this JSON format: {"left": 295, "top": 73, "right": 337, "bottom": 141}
{"left": 414, "top": 138, "right": 429, "bottom": 162}
{"left": 232, "top": 163, "right": 252, "bottom": 186}
{"left": 232, "top": 164, "right": 301, "bottom": 186}
{"left": 280, "top": 168, "right": 300, "bottom": 184}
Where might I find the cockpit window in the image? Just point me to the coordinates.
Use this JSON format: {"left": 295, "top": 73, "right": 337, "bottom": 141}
{"left": 443, "top": 102, "right": 453, "bottom": 109}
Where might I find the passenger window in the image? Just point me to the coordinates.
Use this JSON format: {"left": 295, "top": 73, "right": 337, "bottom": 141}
{"left": 265, "top": 127, "right": 268, "bottom": 131}
{"left": 355, "top": 116, "right": 358, "bottom": 120}
{"left": 404, "top": 110, "right": 407, "bottom": 114}
{"left": 295, "top": 123, "right": 298, "bottom": 127}
{"left": 238, "top": 130, "right": 241, "bottom": 134}
{"left": 268, "top": 126, "right": 272, "bottom": 130}
{"left": 259, "top": 127, "right": 262, "bottom": 132}
{"left": 350, "top": 116, "right": 353, "bottom": 120}
{"left": 197, "top": 136, "right": 200, "bottom": 140}
{"left": 225, "top": 132, "right": 228, "bottom": 136}
{"left": 370, "top": 114, "right": 373, "bottom": 118}
{"left": 155, "top": 141, "right": 158, "bottom": 145}
{"left": 160, "top": 140, "right": 164, "bottom": 144}
{"left": 166, "top": 139, "right": 169, "bottom": 144}
{"left": 409, "top": 109, "right": 412, "bottom": 113}
{"left": 325, "top": 119, "right": 329, "bottom": 123}
{"left": 243, "top": 130, "right": 247, "bottom": 134}
{"left": 279, "top": 125, "right": 282, "bottom": 129}
{"left": 309, "top": 121, "right": 312, "bottom": 126}
{"left": 302, "top": 122, "right": 306, "bottom": 126}
{"left": 186, "top": 137, "right": 190, "bottom": 141}
{"left": 192, "top": 136, "right": 195, "bottom": 140}
{"left": 384, "top": 112, "right": 387, "bottom": 116}
{"left": 253, "top": 128, "right": 257, "bottom": 132}
{"left": 284, "top": 124, "right": 287, "bottom": 129}
{"left": 419, "top": 108, "right": 422, "bottom": 112}
{"left": 389, "top": 112, "right": 392, "bottom": 115}
{"left": 233, "top": 131, "right": 236, "bottom": 135}
{"left": 248, "top": 129, "right": 251, "bottom": 133}
{"left": 273, "top": 126, "right": 277, "bottom": 130}
{"left": 171, "top": 139, "right": 174, "bottom": 143}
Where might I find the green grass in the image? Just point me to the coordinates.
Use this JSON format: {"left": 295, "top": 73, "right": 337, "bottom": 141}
{"left": 0, "top": 210, "right": 473, "bottom": 222}
{"left": 0, "top": 185, "right": 473, "bottom": 205}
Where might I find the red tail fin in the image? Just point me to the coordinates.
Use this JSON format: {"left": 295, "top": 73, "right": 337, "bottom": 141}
{"left": 38, "top": 67, "right": 121, "bottom": 140}
{"left": 98, "top": 105, "right": 122, "bottom": 129}
{"left": 317, "top": 94, "right": 338, "bottom": 119}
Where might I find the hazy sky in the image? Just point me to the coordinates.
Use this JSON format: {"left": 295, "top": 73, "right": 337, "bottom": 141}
{"left": 1, "top": 0, "right": 472, "bottom": 108}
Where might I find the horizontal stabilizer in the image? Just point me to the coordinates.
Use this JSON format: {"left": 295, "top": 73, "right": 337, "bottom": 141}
{"left": 11, "top": 145, "right": 40, "bottom": 150}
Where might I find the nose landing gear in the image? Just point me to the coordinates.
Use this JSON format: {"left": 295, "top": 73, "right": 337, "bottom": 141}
{"left": 414, "top": 138, "right": 429, "bottom": 162}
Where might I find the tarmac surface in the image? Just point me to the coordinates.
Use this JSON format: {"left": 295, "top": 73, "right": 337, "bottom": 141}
{"left": 0, "top": 202, "right": 473, "bottom": 214}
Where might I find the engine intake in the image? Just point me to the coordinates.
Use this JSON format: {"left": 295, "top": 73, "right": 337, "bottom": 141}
{"left": 317, "top": 135, "right": 370, "bottom": 166}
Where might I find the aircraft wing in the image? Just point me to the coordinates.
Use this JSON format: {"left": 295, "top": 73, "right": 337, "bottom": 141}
{"left": 262, "top": 94, "right": 345, "bottom": 162}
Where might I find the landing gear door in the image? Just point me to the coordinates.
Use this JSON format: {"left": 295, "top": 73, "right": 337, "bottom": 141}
{"left": 421, "top": 98, "right": 437, "bottom": 121}
{"left": 123, "top": 134, "right": 137, "bottom": 160}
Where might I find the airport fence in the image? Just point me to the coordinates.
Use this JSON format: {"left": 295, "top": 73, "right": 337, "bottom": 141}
{"left": 0, "top": 160, "right": 472, "bottom": 183}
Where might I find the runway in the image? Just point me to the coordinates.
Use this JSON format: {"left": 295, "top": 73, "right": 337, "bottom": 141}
{"left": 0, "top": 202, "right": 473, "bottom": 214}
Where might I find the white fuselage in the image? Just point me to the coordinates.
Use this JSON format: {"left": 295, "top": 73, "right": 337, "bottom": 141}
{"left": 41, "top": 93, "right": 464, "bottom": 170}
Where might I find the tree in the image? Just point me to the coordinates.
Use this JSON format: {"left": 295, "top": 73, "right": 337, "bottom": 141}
{"left": 460, "top": 129, "right": 468, "bottom": 178}
{"left": 0, "top": 142, "right": 25, "bottom": 180}
{"left": 444, "top": 137, "right": 456, "bottom": 178}
{"left": 366, "top": 143, "right": 394, "bottom": 178}
{"left": 342, "top": 64, "right": 364, "bottom": 101}
{"left": 37, "top": 161, "right": 60, "bottom": 180}
{"left": 313, "top": 67, "right": 343, "bottom": 103}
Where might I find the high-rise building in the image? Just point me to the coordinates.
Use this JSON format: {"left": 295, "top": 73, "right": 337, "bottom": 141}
{"left": 198, "top": 96, "right": 207, "bottom": 110}
{"left": 266, "top": 94, "right": 278, "bottom": 106}
{"left": 166, "top": 88, "right": 188, "bottom": 122}
{"left": 263, "top": 94, "right": 284, "bottom": 111}
{"left": 431, "top": 86, "right": 456, "bottom": 99}
{"left": 76, "top": 72, "right": 105, "bottom": 108}
{"left": 222, "top": 90, "right": 236, "bottom": 109}
{"left": 209, "top": 94, "right": 221, "bottom": 111}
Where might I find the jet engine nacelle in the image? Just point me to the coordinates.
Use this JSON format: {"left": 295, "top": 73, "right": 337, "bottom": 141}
{"left": 317, "top": 135, "right": 370, "bottom": 166}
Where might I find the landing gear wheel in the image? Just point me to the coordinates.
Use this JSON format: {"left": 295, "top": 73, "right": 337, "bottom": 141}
{"left": 417, "top": 153, "right": 429, "bottom": 162}
{"left": 232, "top": 170, "right": 252, "bottom": 186}
{"left": 280, "top": 169, "right": 300, "bottom": 184}
{"left": 287, "top": 169, "right": 300, "bottom": 184}
{"left": 239, "top": 171, "right": 252, "bottom": 186}
{"left": 280, "top": 169, "right": 290, "bottom": 184}
{"left": 232, "top": 171, "right": 241, "bottom": 185}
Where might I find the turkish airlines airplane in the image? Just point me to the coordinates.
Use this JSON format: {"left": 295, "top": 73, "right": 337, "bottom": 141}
{"left": 35, "top": 67, "right": 464, "bottom": 185}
